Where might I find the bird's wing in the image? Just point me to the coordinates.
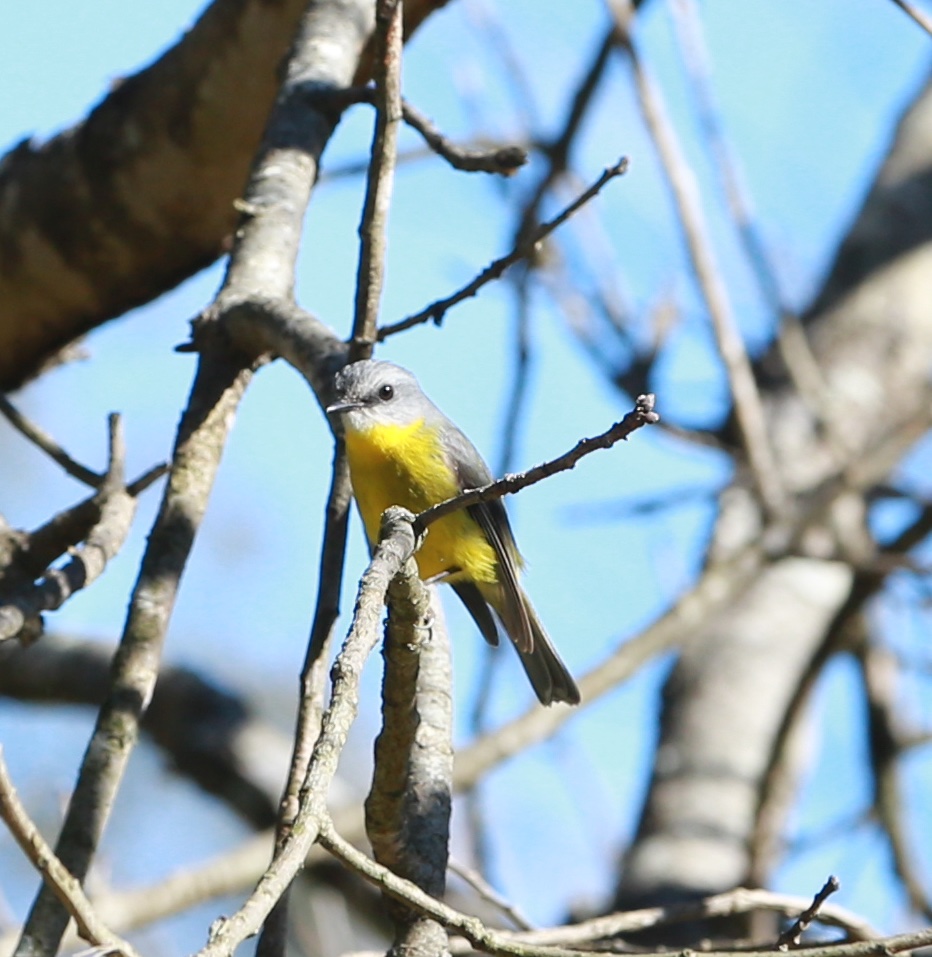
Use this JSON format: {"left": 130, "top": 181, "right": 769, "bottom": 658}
{"left": 440, "top": 423, "right": 534, "bottom": 653}
{"left": 450, "top": 582, "right": 500, "bottom": 647}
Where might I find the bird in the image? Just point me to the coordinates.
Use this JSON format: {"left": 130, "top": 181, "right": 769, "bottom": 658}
{"left": 326, "top": 359, "right": 580, "bottom": 706}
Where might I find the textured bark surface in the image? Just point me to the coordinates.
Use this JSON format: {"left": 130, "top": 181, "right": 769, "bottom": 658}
{"left": 0, "top": 0, "right": 449, "bottom": 391}
{"left": 615, "top": 70, "right": 932, "bottom": 928}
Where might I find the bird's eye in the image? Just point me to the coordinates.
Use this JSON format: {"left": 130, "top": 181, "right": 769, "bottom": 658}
{"left": 378, "top": 383, "right": 394, "bottom": 401}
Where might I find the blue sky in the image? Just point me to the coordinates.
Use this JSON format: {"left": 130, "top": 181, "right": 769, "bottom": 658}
{"left": 1, "top": 0, "right": 931, "bottom": 948}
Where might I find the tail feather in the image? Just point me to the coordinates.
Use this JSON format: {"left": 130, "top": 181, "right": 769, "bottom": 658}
{"left": 452, "top": 581, "right": 580, "bottom": 706}
{"left": 451, "top": 582, "right": 499, "bottom": 647}
{"left": 517, "top": 601, "right": 581, "bottom": 706}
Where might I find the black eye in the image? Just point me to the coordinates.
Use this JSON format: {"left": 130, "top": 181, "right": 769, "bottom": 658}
{"left": 378, "top": 383, "right": 394, "bottom": 401}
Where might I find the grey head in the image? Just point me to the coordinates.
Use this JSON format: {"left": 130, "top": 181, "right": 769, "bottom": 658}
{"left": 327, "top": 360, "right": 438, "bottom": 432}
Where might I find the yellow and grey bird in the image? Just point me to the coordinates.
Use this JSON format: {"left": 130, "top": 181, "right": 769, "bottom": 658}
{"left": 327, "top": 359, "right": 580, "bottom": 707}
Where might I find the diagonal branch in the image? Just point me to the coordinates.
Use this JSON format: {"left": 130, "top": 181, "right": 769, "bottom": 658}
{"left": 887, "top": 0, "right": 932, "bottom": 36}
{"left": 0, "top": 415, "right": 136, "bottom": 643}
{"left": 378, "top": 158, "right": 628, "bottom": 339}
{"left": 193, "top": 507, "right": 420, "bottom": 957}
{"left": 14, "top": 346, "right": 254, "bottom": 957}
{"left": 0, "top": 749, "right": 142, "bottom": 957}
{"left": 0, "top": 395, "right": 103, "bottom": 487}
{"left": 415, "top": 393, "right": 658, "bottom": 534}
{"left": 608, "top": 6, "right": 785, "bottom": 516}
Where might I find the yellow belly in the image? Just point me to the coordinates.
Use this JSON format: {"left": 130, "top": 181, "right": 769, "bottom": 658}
{"left": 344, "top": 420, "right": 498, "bottom": 585}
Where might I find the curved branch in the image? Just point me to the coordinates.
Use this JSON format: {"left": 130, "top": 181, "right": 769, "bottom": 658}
{"left": 0, "top": 0, "right": 451, "bottom": 390}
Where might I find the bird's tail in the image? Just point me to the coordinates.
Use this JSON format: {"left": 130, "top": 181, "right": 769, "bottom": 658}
{"left": 452, "top": 581, "right": 580, "bottom": 706}
{"left": 515, "top": 598, "right": 581, "bottom": 706}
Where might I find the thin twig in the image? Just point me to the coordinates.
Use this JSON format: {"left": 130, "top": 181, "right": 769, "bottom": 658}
{"left": 609, "top": 8, "right": 785, "bottom": 516}
{"left": 255, "top": 453, "right": 352, "bottom": 957}
{"left": 448, "top": 859, "right": 534, "bottom": 932}
{"left": 858, "top": 641, "right": 932, "bottom": 921}
{"left": 401, "top": 97, "right": 527, "bottom": 174}
{"left": 320, "top": 814, "right": 545, "bottom": 957}
{"left": 776, "top": 875, "right": 841, "bottom": 950}
{"left": 321, "top": 817, "right": 916, "bottom": 957}
{"left": 351, "top": 0, "right": 404, "bottom": 356}
{"left": 254, "top": 3, "right": 403, "bottom": 941}
{"left": 0, "top": 416, "right": 136, "bottom": 643}
{"left": 378, "top": 158, "right": 628, "bottom": 339}
{"left": 888, "top": 0, "right": 932, "bottom": 36}
{"left": 0, "top": 395, "right": 103, "bottom": 488}
{"left": 669, "top": 0, "right": 847, "bottom": 460}
{"left": 448, "top": 886, "right": 876, "bottom": 951}
{"left": 14, "top": 348, "right": 254, "bottom": 957}
{"left": 126, "top": 463, "right": 169, "bottom": 496}
{"left": 464, "top": 0, "right": 541, "bottom": 132}
{"left": 4, "top": 460, "right": 166, "bottom": 587}
{"left": 0, "top": 748, "right": 142, "bottom": 957}
{"left": 308, "top": 84, "right": 529, "bottom": 174}
{"left": 497, "top": 270, "right": 533, "bottom": 478}
{"left": 513, "top": 25, "right": 617, "bottom": 255}
{"left": 414, "top": 393, "right": 658, "bottom": 535}
{"left": 193, "top": 508, "right": 419, "bottom": 957}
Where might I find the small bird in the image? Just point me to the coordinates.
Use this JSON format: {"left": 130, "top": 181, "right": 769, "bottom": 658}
{"left": 327, "top": 359, "right": 580, "bottom": 706}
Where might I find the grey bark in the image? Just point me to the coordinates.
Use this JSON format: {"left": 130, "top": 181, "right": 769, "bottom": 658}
{"left": 615, "top": 70, "right": 932, "bottom": 935}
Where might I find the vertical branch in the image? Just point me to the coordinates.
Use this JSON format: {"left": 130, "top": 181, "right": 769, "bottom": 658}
{"left": 258, "top": 5, "right": 403, "bottom": 955}
{"left": 194, "top": 509, "right": 420, "bottom": 957}
{"left": 256, "top": 450, "right": 354, "bottom": 957}
{"left": 365, "top": 561, "right": 453, "bottom": 957}
{"left": 221, "top": 3, "right": 383, "bottom": 955}
{"left": 497, "top": 270, "right": 533, "bottom": 477}
{"left": 353, "top": 0, "right": 405, "bottom": 355}
{"left": 607, "top": 2, "right": 785, "bottom": 517}
{"left": 669, "top": 0, "right": 847, "bottom": 457}
{"left": 217, "top": 5, "right": 375, "bottom": 306}
{"left": 14, "top": 343, "right": 253, "bottom": 957}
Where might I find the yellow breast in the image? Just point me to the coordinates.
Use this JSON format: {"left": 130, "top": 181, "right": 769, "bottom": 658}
{"left": 343, "top": 419, "right": 498, "bottom": 585}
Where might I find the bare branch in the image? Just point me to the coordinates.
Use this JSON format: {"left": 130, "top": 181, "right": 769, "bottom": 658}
{"left": 448, "top": 885, "right": 876, "bottom": 951}
{"left": 255, "top": 449, "right": 353, "bottom": 956}
{"left": 366, "top": 544, "right": 452, "bottom": 954}
{"left": 351, "top": 0, "right": 405, "bottom": 356}
{"left": 859, "top": 640, "right": 932, "bottom": 921}
{"left": 448, "top": 859, "right": 534, "bottom": 932}
{"left": 415, "top": 393, "right": 658, "bottom": 535}
{"left": 248, "top": 6, "right": 393, "bottom": 955}
{"left": 321, "top": 814, "right": 547, "bottom": 957}
{"left": 378, "top": 158, "right": 628, "bottom": 339}
{"left": 609, "top": 10, "right": 785, "bottom": 516}
{"left": 321, "top": 816, "right": 919, "bottom": 957}
{"left": 776, "top": 875, "right": 841, "bottom": 950}
{"left": 0, "top": 748, "right": 142, "bottom": 957}
{"left": 0, "top": 416, "right": 136, "bottom": 643}
{"left": 193, "top": 507, "right": 419, "bottom": 957}
{"left": 14, "top": 347, "right": 254, "bottom": 957}
{"left": 887, "top": 0, "right": 932, "bottom": 36}
{"left": 668, "top": 0, "right": 848, "bottom": 460}
{"left": 0, "top": 395, "right": 103, "bottom": 487}
{"left": 330, "top": 85, "right": 529, "bottom": 174}
{"left": 401, "top": 98, "right": 527, "bottom": 174}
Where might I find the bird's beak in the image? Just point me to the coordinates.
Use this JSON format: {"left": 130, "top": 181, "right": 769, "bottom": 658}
{"left": 326, "top": 399, "right": 362, "bottom": 416}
